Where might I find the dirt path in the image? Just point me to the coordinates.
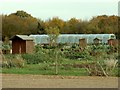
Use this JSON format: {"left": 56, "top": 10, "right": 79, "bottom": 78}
{"left": 1, "top": 74, "right": 118, "bottom": 88}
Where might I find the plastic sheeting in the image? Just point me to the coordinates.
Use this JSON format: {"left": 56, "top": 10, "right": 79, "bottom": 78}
{"left": 30, "top": 34, "right": 116, "bottom": 44}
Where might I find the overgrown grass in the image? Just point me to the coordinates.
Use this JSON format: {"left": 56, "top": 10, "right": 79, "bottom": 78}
{"left": 2, "top": 63, "right": 88, "bottom": 76}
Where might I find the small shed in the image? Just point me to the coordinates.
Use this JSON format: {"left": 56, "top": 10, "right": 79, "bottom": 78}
{"left": 10, "top": 35, "right": 34, "bottom": 54}
{"left": 79, "top": 38, "right": 87, "bottom": 49}
{"left": 108, "top": 39, "right": 118, "bottom": 47}
{"left": 93, "top": 38, "right": 102, "bottom": 45}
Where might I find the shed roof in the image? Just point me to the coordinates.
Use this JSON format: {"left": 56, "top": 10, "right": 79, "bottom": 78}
{"left": 11, "top": 35, "right": 33, "bottom": 40}
{"left": 93, "top": 38, "right": 102, "bottom": 40}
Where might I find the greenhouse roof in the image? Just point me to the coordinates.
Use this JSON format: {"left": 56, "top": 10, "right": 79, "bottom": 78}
{"left": 30, "top": 34, "right": 116, "bottom": 44}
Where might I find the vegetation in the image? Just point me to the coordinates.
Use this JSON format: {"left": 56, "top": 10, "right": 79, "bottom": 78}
{"left": 45, "top": 27, "right": 60, "bottom": 74}
{"left": 1, "top": 44, "right": 119, "bottom": 77}
{"left": 2, "top": 64, "right": 88, "bottom": 76}
{"left": 2, "top": 54, "right": 25, "bottom": 68}
{"left": 1, "top": 10, "right": 120, "bottom": 40}
{"left": 1, "top": 10, "right": 119, "bottom": 77}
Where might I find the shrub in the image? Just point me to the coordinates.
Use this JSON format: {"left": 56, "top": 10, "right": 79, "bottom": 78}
{"left": 22, "top": 51, "right": 51, "bottom": 64}
{"left": 84, "top": 58, "right": 118, "bottom": 76}
{"left": 43, "top": 45, "right": 56, "bottom": 49}
{"left": 2, "top": 55, "right": 25, "bottom": 68}
{"left": 22, "top": 54, "right": 41, "bottom": 64}
{"left": 34, "top": 45, "right": 42, "bottom": 53}
{"left": 64, "top": 48, "right": 91, "bottom": 60}
{"left": 104, "top": 59, "right": 118, "bottom": 76}
{"left": 11, "top": 55, "right": 25, "bottom": 68}
{"left": 57, "top": 64, "right": 73, "bottom": 70}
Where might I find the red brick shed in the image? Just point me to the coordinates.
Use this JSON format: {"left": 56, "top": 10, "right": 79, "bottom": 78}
{"left": 10, "top": 35, "right": 34, "bottom": 54}
{"left": 108, "top": 39, "right": 118, "bottom": 47}
{"left": 79, "top": 38, "right": 87, "bottom": 49}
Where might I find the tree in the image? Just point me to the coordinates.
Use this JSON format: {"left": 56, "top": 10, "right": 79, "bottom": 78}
{"left": 37, "top": 19, "right": 46, "bottom": 34}
{"left": 76, "top": 21, "right": 89, "bottom": 34}
{"left": 45, "top": 27, "right": 60, "bottom": 75}
{"left": 2, "top": 11, "right": 119, "bottom": 39}
{"left": 45, "top": 27, "right": 59, "bottom": 46}
{"left": 88, "top": 15, "right": 118, "bottom": 35}
{"left": 45, "top": 17, "right": 65, "bottom": 34}
{"left": 2, "top": 11, "right": 39, "bottom": 39}
{"left": 63, "top": 18, "right": 80, "bottom": 34}
{"left": 11, "top": 10, "right": 32, "bottom": 18}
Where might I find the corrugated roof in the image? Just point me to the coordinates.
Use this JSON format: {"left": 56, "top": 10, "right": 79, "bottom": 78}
{"left": 11, "top": 35, "right": 33, "bottom": 40}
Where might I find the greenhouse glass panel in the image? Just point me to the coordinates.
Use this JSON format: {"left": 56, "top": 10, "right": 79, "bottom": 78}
{"left": 102, "top": 34, "right": 110, "bottom": 43}
{"left": 88, "top": 34, "right": 94, "bottom": 44}
{"left": 29, "top": 34, "right": 116, "bottom": 44}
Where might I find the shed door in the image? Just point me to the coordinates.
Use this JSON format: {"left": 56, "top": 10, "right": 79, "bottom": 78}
{"left": 19, "top": 45, "right": 22, "bottom": 54}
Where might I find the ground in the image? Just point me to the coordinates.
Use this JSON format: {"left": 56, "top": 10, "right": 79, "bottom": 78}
{"left": 1, "top": 74, "right": 118, "bottom": 88}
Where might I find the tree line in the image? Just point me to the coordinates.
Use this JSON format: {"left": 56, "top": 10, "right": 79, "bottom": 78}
{"left": 1, "top": 10, "right": 119, "bottom": 40}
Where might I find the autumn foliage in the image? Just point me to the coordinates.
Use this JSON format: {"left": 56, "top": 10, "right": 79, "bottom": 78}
{"left": 1, "top": 10, "right": 119, "bottom": 40}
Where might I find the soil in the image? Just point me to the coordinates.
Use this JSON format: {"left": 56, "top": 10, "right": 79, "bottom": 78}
{"left": 1, "top": 74, "right": 118, "bottom": 88}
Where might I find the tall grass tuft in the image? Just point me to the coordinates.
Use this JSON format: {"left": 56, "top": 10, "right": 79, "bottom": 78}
{"left": 2, "top": 54, "right": 25, "bottom": 68}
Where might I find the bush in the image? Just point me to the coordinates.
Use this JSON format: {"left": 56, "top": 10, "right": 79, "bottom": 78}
{"left": 34, "top": 45, "right": 42, "bottom": 53}
{"left": 22, "top": 54, "right": 34, "bottom": 64}
{"left": 43, "top": 45, "right": 56, "bottom": 49}
{"left": 22, "top": 51, "right": 51, "bottom": 64}
{"left": 2, "top": 55, "right": 25, "bottom": 68}
{"left": 61, "top": 65, "right": 73, "bottom": 70}
{"left": 84, "top": 58, "right": 118, "bottom": 76}
{"left": 64, "top": 48, "right": 91, "bottom": 60}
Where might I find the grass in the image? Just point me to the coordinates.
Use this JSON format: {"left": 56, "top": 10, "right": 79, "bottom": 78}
{"left": 1, "top": 54, "right": 89, "bottom": 76}
{"left": 2, "top": 63, "right": 88, "bottom": 76}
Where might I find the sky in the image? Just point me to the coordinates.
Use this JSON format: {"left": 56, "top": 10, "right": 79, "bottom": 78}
{"left": 0, "top": 0, "right": 119, "bottom": 21}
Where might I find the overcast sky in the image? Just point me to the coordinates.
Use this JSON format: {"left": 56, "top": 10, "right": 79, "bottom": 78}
{"left": 0, "top": 0, "right": 119, "bottom": 21}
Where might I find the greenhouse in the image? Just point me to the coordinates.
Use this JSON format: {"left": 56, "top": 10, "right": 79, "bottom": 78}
{"left": 29, "top": 34, "right": 116, "bottom": 45}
